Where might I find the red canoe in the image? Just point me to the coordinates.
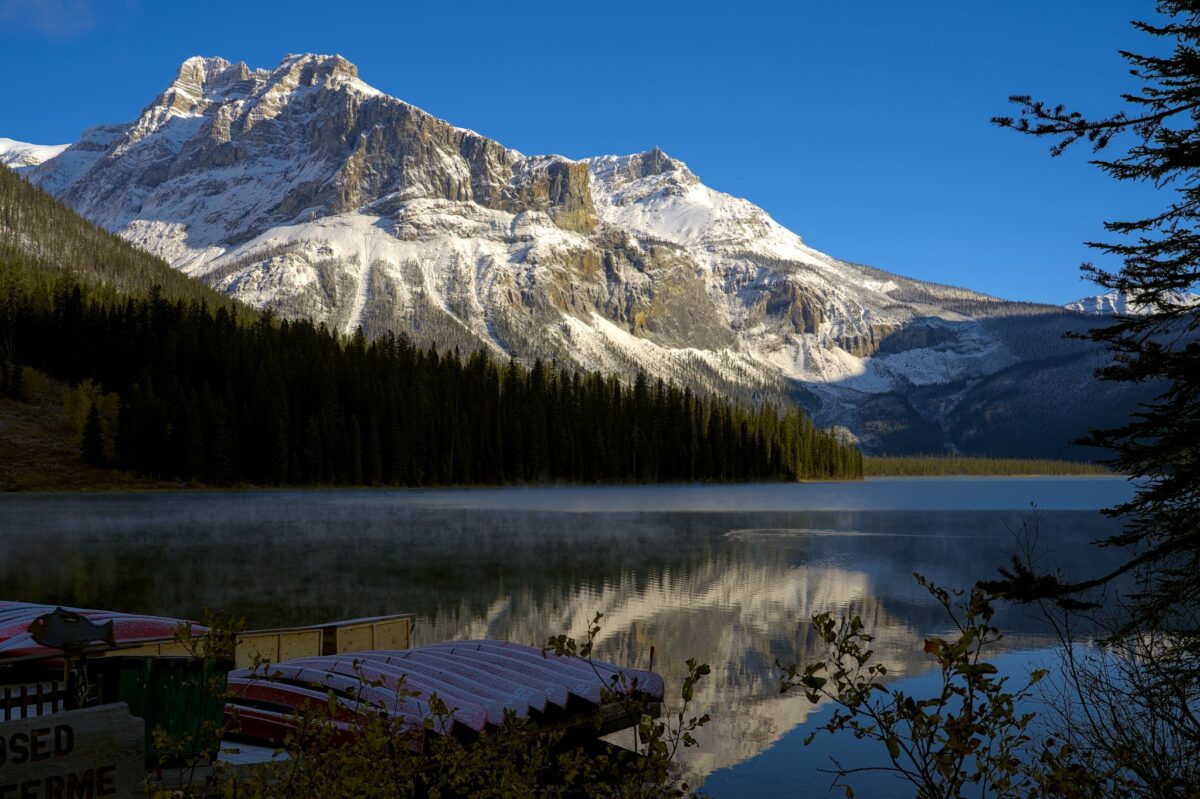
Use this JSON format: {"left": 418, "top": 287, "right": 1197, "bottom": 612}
{"left": 0, "top": 601, "right": 206, "bottom": 661}
{"left": 226, "top": 641, "right": 664, "bottom": 739}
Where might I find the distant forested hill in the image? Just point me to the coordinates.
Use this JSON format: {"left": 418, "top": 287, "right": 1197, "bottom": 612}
{"left": 0, "top": 165, "right": 860, "bottom": 486}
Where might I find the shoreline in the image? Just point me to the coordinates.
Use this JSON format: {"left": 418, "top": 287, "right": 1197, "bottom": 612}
{"left": 0, "top": 472, "right": 1130, "bottom": 496}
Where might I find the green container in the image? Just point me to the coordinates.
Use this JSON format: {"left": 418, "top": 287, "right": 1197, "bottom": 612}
{"left": 97, "top": 656, "right": 232, "bottom": 767}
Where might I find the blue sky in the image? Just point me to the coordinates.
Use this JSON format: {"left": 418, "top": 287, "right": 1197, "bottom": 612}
{"left": 0, "top": 0, "right": 1164, "bottom": 304}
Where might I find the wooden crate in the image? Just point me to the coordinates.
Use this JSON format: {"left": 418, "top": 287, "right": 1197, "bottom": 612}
{"left": 234, "top": 628, "right": 324, "bottom": 669}
{"left": 323, "top": 615, "right": 412, "bottom": 655}
{"left": 233, "top": 614, "right": 414, "bottom": 667}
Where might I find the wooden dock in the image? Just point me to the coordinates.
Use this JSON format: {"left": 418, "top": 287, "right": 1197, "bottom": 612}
{"left": 2, "top": 603, "right": 663, "bottom": 796}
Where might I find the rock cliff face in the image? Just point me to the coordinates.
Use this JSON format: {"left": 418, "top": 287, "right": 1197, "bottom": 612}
{"left": 8, "top": 53, "right": 1149, "bottom": 456}
{"left": 29, "top": 55, "right": 597, "bottom": 259}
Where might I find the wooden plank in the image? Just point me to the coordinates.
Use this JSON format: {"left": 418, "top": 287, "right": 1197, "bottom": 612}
{"left": 95, "top": 638, "right": 200, "bottom": 658}
{"left": 106, "top": 642, "right": 163, "bottom": 658}
{"left": 277, "top": 630, "right": 322, "bottom": 663}
{"left": 0, "top": 703, "right": 143, "bottom": 797}
{"left": 236, "top": 629, "right": 324, "bottom": 669}
{"left": 552, "top": 701, "right": 662, "bottom": 743}
{"left": 311, "top": 613, "right": 415, "bottom": 628}
{"left": 239, "top": 613, "right": 414, "bottom": 638}
{"left": 155, "top": 641, "right": 191, "bottom": 657}
{"left": 235, "top": 633, "right": 279, "bottom": 669}
{"left": 371, "top": 618, "right": 410, "bottom": 650}
{"left": 334, "top": 623, "right": 373, "bottom": 654}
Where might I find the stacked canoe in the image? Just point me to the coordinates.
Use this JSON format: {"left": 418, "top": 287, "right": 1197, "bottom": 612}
{"left": 1, "top": 601, "right": 663, "bottom": 746}
{"left": 227, "top": 640, "right": 664, "bottom": 743}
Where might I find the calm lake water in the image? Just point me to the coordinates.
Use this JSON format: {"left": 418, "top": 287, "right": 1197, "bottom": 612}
{"left": 0, "top": 477, "right": 1134, "bottom": 795}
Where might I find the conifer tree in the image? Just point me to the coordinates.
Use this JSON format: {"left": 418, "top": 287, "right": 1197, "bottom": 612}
{"left": 81, "top": 400, "right": 105, "bottom": 467}
{"left": 990, "top": 1, "right": 1200, "bottom": 630}
{"left": 988, "top": 9, "right": 1200, "bottom": 791}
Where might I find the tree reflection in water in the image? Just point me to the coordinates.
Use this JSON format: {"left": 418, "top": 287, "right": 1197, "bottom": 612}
{"left": 0, "top": 482, "right": 1127, "bottom": 788}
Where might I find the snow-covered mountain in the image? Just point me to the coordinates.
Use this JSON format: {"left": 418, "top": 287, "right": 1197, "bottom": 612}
{"left": 0, "top": 137, "right": 68, "bottom": 169}
{"left": 1065, "top": 290, "right": 1200, "bottom": 315}
{"left": 4, "top": 54, "right": 1152, "bottom": 456}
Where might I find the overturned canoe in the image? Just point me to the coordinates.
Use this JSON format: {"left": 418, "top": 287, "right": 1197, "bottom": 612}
{"left": 0, "top": 601, "right": 206, "bottom": 661}
{"left": 227, "top": 640, "right": 664, "bottom": 741}
{"left": 1, "top": 602, "right": 664, "bottom": 749}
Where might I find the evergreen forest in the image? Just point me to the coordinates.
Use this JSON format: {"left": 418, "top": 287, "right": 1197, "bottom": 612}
{"left": 0, "top": 165, "right": 862, "bottom": 486}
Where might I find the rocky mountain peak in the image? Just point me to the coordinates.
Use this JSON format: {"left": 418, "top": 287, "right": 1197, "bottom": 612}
{"left": 276, "top": 52, "right": 360, "bottom": 82}
{"left": 9, "top": 53, "right": 1141, "bottom": 459}
{"left": 162, "top": 56, "right": 253, "bottom": 108}
{"left": 631, "top": 146, "right": 683, "bottom": 178}
{"left": 263, "top": 53, "right": 372, "bottom": 99}
{"left": 173, "top": 55, "right": 233, "bottom": 88}
{"left": 586, "top": 147, "right": 691, "bottom": 187}
{"left": 157, "top": 54, "right": 369, "bottom": 118}
{"left": 22, "top": 53, "right": 597, "bottom": 254}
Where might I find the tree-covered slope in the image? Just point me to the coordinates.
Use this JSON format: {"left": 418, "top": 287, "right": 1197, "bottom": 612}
{"left": 0, "top": 164, "right": 237, "bottom": 309}
{"left": 0, "top": 165, "right": 861, "bottom": 487}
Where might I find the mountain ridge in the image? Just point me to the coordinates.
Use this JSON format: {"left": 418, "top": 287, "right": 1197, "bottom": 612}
{"left": 4, "top": 53, "right": 1152, "bottom": 457}
{"left": 1064, "top": 290, "right": 1200, "bottom": 315}
{"left": 0, "top": 138, "right": 68, "bottom": 169}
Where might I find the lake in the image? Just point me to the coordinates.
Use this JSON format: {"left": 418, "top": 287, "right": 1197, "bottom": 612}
{"left": 0, "top": 477, "right": 1134, "bottom": 795}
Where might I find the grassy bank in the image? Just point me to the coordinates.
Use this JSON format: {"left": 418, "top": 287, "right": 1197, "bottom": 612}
{"left": 0, "top": 373, "right": 165, "bottom": 491}
{"left": 864, "top": 455, "right": 1114, "bottom": 477}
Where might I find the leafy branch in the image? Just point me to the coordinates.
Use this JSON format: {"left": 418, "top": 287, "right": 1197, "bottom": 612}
{"left": 780, "top": 575, "right": 1061, "bottom": 799}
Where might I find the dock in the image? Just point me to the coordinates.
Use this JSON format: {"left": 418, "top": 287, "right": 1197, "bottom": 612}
{"left": 1, "top": 601, "right": 663, "bottom": 795}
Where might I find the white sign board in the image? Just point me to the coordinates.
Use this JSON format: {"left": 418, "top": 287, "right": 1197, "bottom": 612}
{"left": 0, "top": 703, "right": 143, "bottom": 798}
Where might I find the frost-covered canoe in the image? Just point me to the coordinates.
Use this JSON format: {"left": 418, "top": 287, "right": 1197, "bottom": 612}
{"left": 0, "top": 601, "right": 205, "bottom": 661}
{"left": 226, "top": 640, "right": 664, "bottom": 741}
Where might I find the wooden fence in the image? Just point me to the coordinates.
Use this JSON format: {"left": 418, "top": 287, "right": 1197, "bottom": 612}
{"left": 1, "top": 680, "right": 67, "bottom": 720}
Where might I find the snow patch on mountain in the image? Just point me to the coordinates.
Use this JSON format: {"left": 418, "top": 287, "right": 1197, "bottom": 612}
{"left": 0, "top": 138, "right": 69, "bottom": 169}
{"left": 1065, "top": 290, "right": 1200, "bottom": 316}
{"left": 584, "top": 149, "right": 836, "bottom": 273}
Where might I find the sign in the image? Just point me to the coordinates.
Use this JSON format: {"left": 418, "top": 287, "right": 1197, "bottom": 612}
{"left": 0, "top": 703, "right": 142, "bottom": 798}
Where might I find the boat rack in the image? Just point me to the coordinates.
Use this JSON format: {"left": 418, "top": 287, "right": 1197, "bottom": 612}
{"left": 96, "top": 613, "right": 415, "bottom": 668}
{"left": 1, "top": 603, "right": 663, "bottom": 797}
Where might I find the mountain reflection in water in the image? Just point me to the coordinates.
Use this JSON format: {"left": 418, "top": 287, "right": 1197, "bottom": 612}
{"left": 0, "top": 480, "right": 1131, "bottom": 791}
